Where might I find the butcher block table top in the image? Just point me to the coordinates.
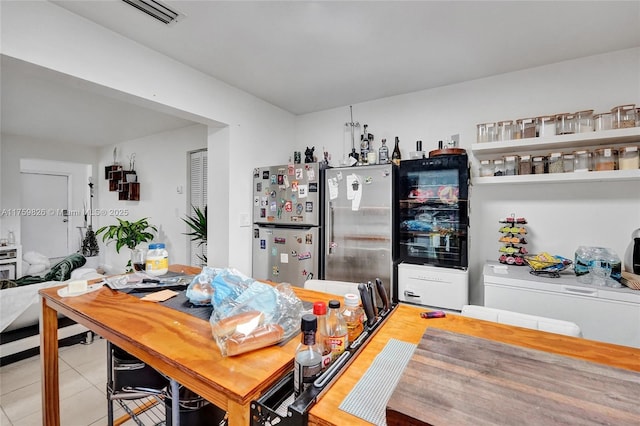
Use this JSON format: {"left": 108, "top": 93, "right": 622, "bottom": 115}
{"left": 386, "top": 328, "right": 640, "bottom": 426}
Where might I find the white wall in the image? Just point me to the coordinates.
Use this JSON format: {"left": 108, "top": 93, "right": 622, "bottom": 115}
{"left": 1, "top": 134, "right": 98, "bottom": 257}
{"left": 96, "top": 124, "right": 207, "bottom": 273}
{"left": 295, "top": 48, "right": 640, "bottom": 304}
{"left": 1, "top": 1, "right": 296, "bottom": 276}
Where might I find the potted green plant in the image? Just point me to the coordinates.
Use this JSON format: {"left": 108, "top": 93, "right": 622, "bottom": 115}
{"left": 96, "top": 217, "right": 157, "bottom": 271}
{"left": 183, "top": 205, "right": 207, "bottom": 265}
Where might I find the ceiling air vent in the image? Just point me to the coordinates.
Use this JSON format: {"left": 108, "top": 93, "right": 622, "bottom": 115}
{"left": 121, "top": 0, "right": 182, "bottom": 25}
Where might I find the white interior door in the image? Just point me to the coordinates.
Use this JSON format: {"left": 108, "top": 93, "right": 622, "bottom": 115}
{"left": 21, "top": 173, "right": 69, "bottom": 258}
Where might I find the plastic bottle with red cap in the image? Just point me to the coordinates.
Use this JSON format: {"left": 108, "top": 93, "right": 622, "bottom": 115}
{"left": 313, "top": 301, "right": 332, "bottom": 371}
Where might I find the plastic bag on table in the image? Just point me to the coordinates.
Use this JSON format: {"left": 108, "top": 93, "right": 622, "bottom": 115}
{"left": 185, "top": 267, "right": 252, "bottom": 306}
{"left": 210, "top": 281, "right": 303, "bottom": 356}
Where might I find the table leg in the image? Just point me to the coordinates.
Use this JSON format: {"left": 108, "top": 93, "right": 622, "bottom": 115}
{"left": 227, "top": 400, "right": 250, "bottom": 426}
{"left": 40, "top": 297, "right": 60, "bottom": 426}
{"left": 170, "top": 378, "right": 180, "bottom": 426}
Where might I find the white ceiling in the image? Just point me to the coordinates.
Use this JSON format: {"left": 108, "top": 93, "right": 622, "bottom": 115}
{"left": 2, "top": 0, "right": 640, "bottom": 146}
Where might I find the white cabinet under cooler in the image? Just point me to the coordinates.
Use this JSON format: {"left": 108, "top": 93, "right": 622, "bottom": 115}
{"left": 397, "top": 263, "right": 469, "bottom": 311}
{"left": 483, "top": 261, "right": 640, "bottom": 348}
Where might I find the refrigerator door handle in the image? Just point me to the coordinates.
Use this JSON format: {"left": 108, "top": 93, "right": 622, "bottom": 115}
{"left": 327, "top": 201, "right": 334, "bottom": 254}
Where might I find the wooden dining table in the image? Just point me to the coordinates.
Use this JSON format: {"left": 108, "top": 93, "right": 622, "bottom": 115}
{"left": 39, "top": 265, "right": 640, "bottom": 426}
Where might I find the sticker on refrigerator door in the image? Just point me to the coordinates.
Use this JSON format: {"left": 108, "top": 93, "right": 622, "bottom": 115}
{"left": 270, "top": 201, "right": 276, "bottom": 212}
{"left": 259, "top": 239, "right": 266, "bottom": 249}
{"left": 254, "top": 168, "right": 260, "bottom": 178}
{"left": 272, "top": 266, "right": 279, "bottom": 276}
{"left": 290, "top": 250, "right": 297, "bottom": 257}
{"left": 296, "top": 168, "right": 303, "bottom": 179}
{"left": 328, "top": 178, "right": 339, "bottom": 200}
{"left": 291, "top": 181, "right": 299, "bottom": 191}
{"left": 309, "top": 182, "right": 318, "bottom": 192}
{"left": 305, "top": 202, "right": 313, "bottom": 213}
{"left": 260, "top": 208, "right": 266, "bottom": 218}
{"left": 261, "top": 196, "right": 268, "bottom": 207}
{"left": 256, "top": 182, "right": 262, "bottom": 192}
{"left": 288, "top": 164, "right": 295, "bottom": 175}
{"left": 298, "top": 185, "right": 308, "bottom": 198}
{"left": 364, "top": 176, "right": 373, "bottom": 184}
{"left": 305, "top": 234, "right": 313, "bottom": 244}
{"left": 298, "top": 252, "right": 311, "bottom": 260}
{"left": 270, "top": 174, "right": 276, "bottom": 184}
{"left": 271, "top": 247, "right": 277, "bottom": 256}
{"left": 285, "top": 201, "right": 293, "bottom": 212}
{"left": 296, "top": 203, "right": 304, "bottom": 215}
{"left": 277, "top": 174, "right": 284, "bottom": 186}
{"left": 280, "top": 253, "right": 289, "bottom": 264}
{"left": 254, "top": 196, "right": 260, "bottom": 206}
{"left": 306, "top": 168, "right": 315, "bottom": 181}
{"left": 254, "top": 228, "right": 260, "bottom": 238}
{"left": 274, "top": 237, "right": 286, "bottom": 244}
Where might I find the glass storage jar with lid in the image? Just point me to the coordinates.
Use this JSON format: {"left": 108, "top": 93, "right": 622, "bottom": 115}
{"left": 479, "top": 159, "right": 494, "bottom": 177}
{"left": 497, "top": 120, "right": 514, "bottom": 141}
{"left": 477, "top": 122, "right": 498, "bottom": 143}
{"left": 594, "top": 112, "right": 612, "bottom": 131}
{"left": 556, "top": 113, "right": 575, "bottom": 135}
{"left": 573, "top": 150, "right": 591, "bottom": 172}
{"left": 548, "top": 152, "right": 564, "bottom": 173}
{"left": 537, "top": 115, "right": 556, "bottom": 138}
{"left": 594, "top": 148, "right": 617, "bottom": 171}
{"left": 611, "top": 104, "right": 636, "bottom": 129}
{"left": 503, "top": 155, "right": 519, "bottom": 175}
{"left": 563, "top": 153, "right": 575, "bottom": 172}
{"left": 575, "top": 109, "right": 594, "bottom": 133}
{"left": 519, "top": 155, "right": 532, "bottom": 175}
{"left": 516, "top": 118, "right": 536, "bottom": 139}
{"left": 493, "top": 159, "right": 505, "bottom": 176}
{"left": 532, "top": 156, "right": 546, "bottom": 174}
{"left": 618, "top": 146, "right": 639, "bottom": 170}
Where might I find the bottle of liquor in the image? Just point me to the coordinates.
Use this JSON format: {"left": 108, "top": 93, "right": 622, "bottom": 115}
{"left": 326, "top": 299, "right": 348, "bottom": 361}
{"left": 313, "top": 301, "right": 332, "bottom": 371}
{"left": 360, "top": 124, "right": 370, "bottom": 165}
{"left": 378, "top": 138, "right": 389, "bottom": 164}
{"left": 294, "top": 314, "right": 323, "bottom": 397}
{"left": 392, "top": 136, "right": 402, "bottom": 166}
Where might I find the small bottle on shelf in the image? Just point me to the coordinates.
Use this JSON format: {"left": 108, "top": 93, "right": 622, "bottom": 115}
{"left": 391, "top": 137, "right": 401, "bottom": 166}
{"left": 313, "top": 301, "right": 332, "bottom": 371}
{"left": 378, "top": 138, "right": 389, "bottom": 164}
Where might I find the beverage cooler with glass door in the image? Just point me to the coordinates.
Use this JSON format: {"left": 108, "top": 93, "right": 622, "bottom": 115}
{"left": 396, "top": 153, "right": 470, "bottom": 311}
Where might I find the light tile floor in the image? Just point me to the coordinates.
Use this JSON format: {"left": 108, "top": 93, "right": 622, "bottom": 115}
{"left": 0, "top": 337, "right": 164, "bottom": 426}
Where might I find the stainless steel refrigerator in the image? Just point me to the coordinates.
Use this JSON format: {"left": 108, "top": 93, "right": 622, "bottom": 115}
{"left": 252, "top": 163, "right": 322, "bottom": 287}
{"left": 323, "top": 163, "right": 397, "bottom": 302}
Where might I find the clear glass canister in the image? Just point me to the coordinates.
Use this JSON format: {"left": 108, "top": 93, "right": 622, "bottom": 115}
{"left": 516, "top": 118, "right": 536, "bottom": 139}
{"left": 556, "top": 113, "right": 575, "bottom": 135}
{"left": 532, "top": 156, "right": 546, "bottom": 174}
{"left": 479, "top": 159, "right": 495, "bottom": 177}
{"left": 618, "top": 146, "right": 639, "bottom": 170}
{"left": 563, "top": 153, "right": 575, "bottom": 172}
{"left": 497, "top": 120, "right": 514, "bottom": 141}
{"left": 594, "top": 148, "right": 617, "bottom": 171}
{"left": 575, "top": 109, "right": 594, "bottom": 133}
{"left": 503, "top": 155, "right": 519, "bottom": 175}
{"left": 594, "top": 112, "right": 612, "bottom": 131}
{"left": 574, "top": 150, "right": 591, "bottom": 172}
{"left": 519, "top": 155, "right": 532, "bottom": 175}
{"left": 493, "top": 159, "right": 505, "bottom": 176}
{"left": 477, "top": 122, "right": 498, "bottom": 143}
{"left": 146, "top": 243, "right": 169, "bottom": 276}
{"left": 537, "top": 115, "right": 556, "bottom": 138}
{"left": 611, "top": 104, "right": 636, "bottom": 129}
{"left": 548, "top": 152, "right": 564, "bottom": 173}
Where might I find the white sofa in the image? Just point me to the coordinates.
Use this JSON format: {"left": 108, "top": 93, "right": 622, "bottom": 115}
{"left": 461, "top": 304, "right": 582, "bottom": 337}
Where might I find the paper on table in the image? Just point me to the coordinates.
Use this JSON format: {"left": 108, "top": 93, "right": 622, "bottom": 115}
{"left": 140, "top": 289, "right": 178, "bottom": 302}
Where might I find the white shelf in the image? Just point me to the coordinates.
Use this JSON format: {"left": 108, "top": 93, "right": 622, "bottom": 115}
{"left": 471, "top": 127, "right": 640, "bottom": 156}
{"left": 473, "top": 169, "right": 640, "bottom": 185}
